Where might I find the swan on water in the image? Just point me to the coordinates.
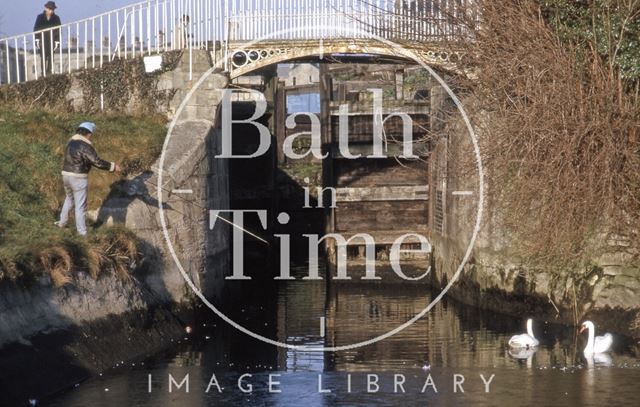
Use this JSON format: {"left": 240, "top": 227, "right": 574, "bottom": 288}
{"left": 508, "top": 347, "right": 536, "bottom": 368}
{"left": 508, "top": 347, "right": 537, "bottom": 360}
{"left": 579, "top": 320, "right": 613, "bottom": 354}
{"left": 585, "top": 352, "right": 613, "bottom": 368}
{"left": 508, "top": 318, "right": 539, "bottom": 349}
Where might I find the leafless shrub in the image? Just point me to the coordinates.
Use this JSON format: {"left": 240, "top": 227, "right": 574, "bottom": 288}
{"left": 450, "top": 0, "right": 640, "bottom": 265}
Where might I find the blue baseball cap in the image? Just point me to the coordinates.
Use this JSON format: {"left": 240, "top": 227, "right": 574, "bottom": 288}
{"left": 78, "top": 122, "right": 96, "bottom": 134}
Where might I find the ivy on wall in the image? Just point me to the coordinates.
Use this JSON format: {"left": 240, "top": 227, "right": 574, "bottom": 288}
{"left": 0, "top": 74, "right": 72, "bottom": 110}
{"left": 0, "top": 50, "right": 184, "bottom": 114}
{"left": 77, "top": 50, "right": 183, "bottom": 113}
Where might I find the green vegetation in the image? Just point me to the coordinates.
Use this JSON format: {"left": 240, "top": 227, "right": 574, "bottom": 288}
{"left": 0, "top": 108, "right": 167, "bottom": 286}
{"left": 278, "top": 135, "right": 323, "bottom": 196}
{"left": 540, "top": 0, "right": 640, "bottom": 85}
{"left": 281, "top": 160, "right": 322, "bottom": 185}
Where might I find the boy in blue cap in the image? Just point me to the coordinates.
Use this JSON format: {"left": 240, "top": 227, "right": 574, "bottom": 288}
{"left": 56, "top": 122, "right": 121, "bottom": 235}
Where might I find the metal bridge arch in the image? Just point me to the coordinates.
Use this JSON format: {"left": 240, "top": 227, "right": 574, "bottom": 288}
{"left": 225, "top": 39, "right": 463, "bottom": 79}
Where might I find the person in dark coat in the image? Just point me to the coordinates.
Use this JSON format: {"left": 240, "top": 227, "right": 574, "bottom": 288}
{"left": 33, "top": 1, "right": 62, "bottom": 75}
{"left": 56, "top": 122, "right": 121, "bottom": 236}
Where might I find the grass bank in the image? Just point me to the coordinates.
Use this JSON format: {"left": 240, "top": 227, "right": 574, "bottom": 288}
{"left": 0, "top": 108, "right": 167, "bottom": 286}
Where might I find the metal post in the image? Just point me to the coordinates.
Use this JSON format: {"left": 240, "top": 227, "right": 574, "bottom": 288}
{"left": 188, "top": 0, "right": 193, "bottom": 81}
{"left": 84, "top": 22, "right": 87, "bottom": 69}
{"left": 5, "top": 40, "right": 11, "bottom": 84}
{"left": 163, "top": 1, "right": 167, "bottom": 51}
{"left": 92, "top": 19, "right": 96, "bottom": 68}
{"left": 100, "top": 16, "right": 104, "bottom": 67}
{"left": 67, "top": 25, "right": 71, "bottom": 74}
{"left": 108, "top": 13, "right": 112, "bottom": 61}
{"left": 76, "top": 23, "right": 80, "bottom": 70}
{"left": 14, "top": 38, "right": 20, "bottom": 83}
{"left": 23, "top": 36, "right": 28, "bottom": 82}
{"left": 48, "top": 30, "right": 54, "bottom": 75}
{"left": 140, "top": 2, "right": 151, "bottom": 55}
{"left": 123, "top": 9, "right": 127, "bottom": 59}
{"left": 153, "top": 1, "right": 160, "bottom": 53}
{"left": 139, "top": 4, "right": 144, "bottom": 56}
{"left": 131, "top": 7, "right": 136, "bottom": 56}
{"left": 32, "top": 34, "right": 38, "bottom": 80}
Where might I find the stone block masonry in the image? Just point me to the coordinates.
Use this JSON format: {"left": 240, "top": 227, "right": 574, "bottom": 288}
{"left": 94, "top": 56, "right": 232, "bottom": 303}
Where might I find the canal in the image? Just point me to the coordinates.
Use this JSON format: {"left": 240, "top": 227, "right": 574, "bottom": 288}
{"left": 43, "top": 265, "right": 640, "bottom": 406}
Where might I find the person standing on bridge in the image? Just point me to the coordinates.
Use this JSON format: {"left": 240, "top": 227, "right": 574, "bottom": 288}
{"left": 55, "top": 122, "right": 121, "bottom": 236}
{"left": 33, "top": 1, "right": 62, "bottom": 76}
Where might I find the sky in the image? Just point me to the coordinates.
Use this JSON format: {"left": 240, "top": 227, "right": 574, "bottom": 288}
{"left": 0, "top": 1, "right": 137, "bottom": 37}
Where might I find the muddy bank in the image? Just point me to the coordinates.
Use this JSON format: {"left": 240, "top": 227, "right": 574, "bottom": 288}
{"left": 0, "top": 268, "right": 197, "bottom": 406}
{"left": 0, "top": 305, "right": 189, "bottom": 406}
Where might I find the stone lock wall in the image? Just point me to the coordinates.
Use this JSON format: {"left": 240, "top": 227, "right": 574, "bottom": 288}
{"left": 94, "top": 52, "right": 232, "bottom": 304}
{"left": 428, "top": 99, "right": 640, "bottom": 339}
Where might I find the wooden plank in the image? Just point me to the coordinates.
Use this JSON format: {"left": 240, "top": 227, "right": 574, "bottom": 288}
{"left": 335, "top": 186, "right": 428, "bottom": 202}
{"left": 334, "top": 158, "right": 428, "bottom": 187}
{"left": 334, "top": 200, "right": 428, "bottom": 232}
{"left": 331, "top": 143, "right": 430, "bottom": 158}
{"left": 329, "top": 100, "right": 429, "bottom": 115}
{"left": 330, "top": 114, "right": 430, "bottom": 143}
{"left": 338, "top": 230, "right": 430, "bottom": 245}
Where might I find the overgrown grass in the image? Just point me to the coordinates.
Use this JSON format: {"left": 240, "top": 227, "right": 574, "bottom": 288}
{"left": 0, "top": 108, "right": 167, "bottom": 286}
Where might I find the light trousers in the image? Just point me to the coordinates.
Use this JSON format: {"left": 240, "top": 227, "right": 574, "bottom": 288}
{"left": 59, "top": 175, "right": 88, "bottom": 236}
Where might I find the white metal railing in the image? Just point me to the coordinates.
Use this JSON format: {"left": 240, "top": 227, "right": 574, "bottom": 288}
{"left": 0, "top": 0, "right": 475, "bottom": 85}
{"left": 226, "top": 0, "right": 474, "bottom": 42}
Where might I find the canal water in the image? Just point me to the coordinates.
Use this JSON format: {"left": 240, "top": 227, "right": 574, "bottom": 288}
{"left": 44, "top": 265, "right": 640, "bottom": 406}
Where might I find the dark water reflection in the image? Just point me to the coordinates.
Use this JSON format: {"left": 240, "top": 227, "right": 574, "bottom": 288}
{"left": 46, "top": 266, "right": 640, "bottom": 406}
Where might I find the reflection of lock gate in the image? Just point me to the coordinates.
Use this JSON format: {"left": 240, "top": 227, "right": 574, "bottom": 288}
{"left": 0, "top": 0, "right": 478, "bottom": 85}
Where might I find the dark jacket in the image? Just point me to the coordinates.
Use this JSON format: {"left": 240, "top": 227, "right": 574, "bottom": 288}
{"left": 62, "top": 135, "right": 114, "bottom": 177}
{"left": 33, "top": 13, "right": 61, "bottom": 43}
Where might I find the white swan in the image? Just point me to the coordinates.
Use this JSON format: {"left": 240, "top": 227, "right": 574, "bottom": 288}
{"left": 508, "top": 318, "right": 539, "bottom": 348}
{"left": 580, "top": 320, "right": 613, "bottom": 354}
{"left": 585, "top": 352, "right": 613, "bottom": 368}
{"left": 508, "top": 347, "right": 536, "bottom": 369}
{"left": 508, "top": 347, "right": 537, "bottom": 360}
